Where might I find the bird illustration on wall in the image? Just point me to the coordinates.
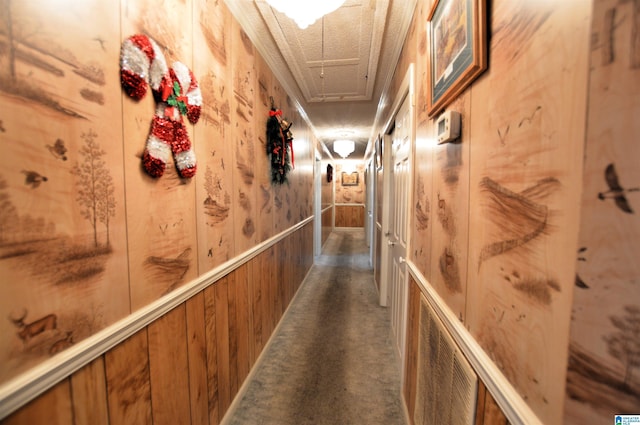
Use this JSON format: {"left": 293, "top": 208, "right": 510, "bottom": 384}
{"left": 575, "top": 247, "right": 589, "bottom": 289}
{"left": 21, "top": 170, "right": 48, "bottom": 188}
{"left": 46, "top": 139, "right": 68, "bottom": 161}
{"left": 598, "top": 163, "right": 639, "bottom": 214}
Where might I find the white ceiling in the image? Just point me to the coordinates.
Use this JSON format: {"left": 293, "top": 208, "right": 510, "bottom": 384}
{"left": 255, "top": 0, "right": 389, "bottom": 103}
{"left": 225, "top": 0, "right": 417, "bottom": 159}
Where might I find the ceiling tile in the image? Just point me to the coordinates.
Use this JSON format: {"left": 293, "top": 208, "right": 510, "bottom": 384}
{"left": 255, "top": 0, "right": 389, "bottom": 103}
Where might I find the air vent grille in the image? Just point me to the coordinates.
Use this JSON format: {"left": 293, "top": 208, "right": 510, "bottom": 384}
{"left": 414, "top": 294, "right": 478, "bottom": 425}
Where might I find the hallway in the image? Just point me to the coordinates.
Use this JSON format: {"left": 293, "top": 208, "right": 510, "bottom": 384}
{"left": 223, "top": 229, "right": 406, "bottom": 425}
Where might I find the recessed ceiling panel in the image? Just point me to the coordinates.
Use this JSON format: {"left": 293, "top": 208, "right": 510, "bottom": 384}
{"left": 309, "top": 63, "right": 361, "bottom": 98}
{"left": 255, "top": 0, "right": 389, "bottom": 103}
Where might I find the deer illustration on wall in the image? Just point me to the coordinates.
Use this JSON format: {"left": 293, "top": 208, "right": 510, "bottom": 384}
{"left": 8, "top": 309, "right": 57, "bottom": 344}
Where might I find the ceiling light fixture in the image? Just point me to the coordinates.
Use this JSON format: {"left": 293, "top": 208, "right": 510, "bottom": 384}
{"left": 265, "top": 0, "right": 346, "bottom": 29}
{"left": 333, "top": 139, "right": 355, "bottom": 158}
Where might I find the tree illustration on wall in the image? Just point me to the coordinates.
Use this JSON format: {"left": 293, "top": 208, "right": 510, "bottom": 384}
{"left": 0, "top": 0, "right": 86, "bottom": 118}
{"left": 204, "top": 165, "right": 220, "bottom": 201}
{"left": 203, "top": 165, "right": 230, "bottom": 224}
{"left": 604, "top": 305, "right": 640, "bottom": 390}
{"left": 96, "top": 171, "right": 115, "bottom": 247}
{"left": 0, "top": 175, "right": 57, "bottom": 244}
{"left": 1, "top": 0, "right": 18, "bottom": 81}
{"left": 0, "top": 175, "right": 18, "bottom": 243}
{"left": 71, "top": 130, "right": 115, "bottom": 248}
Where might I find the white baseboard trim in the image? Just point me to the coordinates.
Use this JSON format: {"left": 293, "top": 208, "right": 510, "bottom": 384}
{"left": 406, "top": 260, "right": 543, "bottom": 425}
{"left": 0, "top": 217, "right": 314, "bottom": 420}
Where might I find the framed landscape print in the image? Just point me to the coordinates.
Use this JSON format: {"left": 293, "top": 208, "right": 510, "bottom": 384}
{"left": 426, "top": 0, "right": 487, "bottom": 117}
{"left": 341, "top": 171, "right": 359, "bottom": 186}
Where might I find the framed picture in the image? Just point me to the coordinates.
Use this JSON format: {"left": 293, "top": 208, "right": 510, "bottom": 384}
{"left": 426, "top": 0, "right": 487, "bottom": 117}
{"left": 341, "top": 171, "right": 359, "bottom": 186}
{"left": 327, "top": 164, "right": 333, "bottom": 183}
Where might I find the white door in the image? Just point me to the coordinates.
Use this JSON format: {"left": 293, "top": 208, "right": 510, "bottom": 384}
{"left": 389, "top": 95, "right": 411, "bottom": 366}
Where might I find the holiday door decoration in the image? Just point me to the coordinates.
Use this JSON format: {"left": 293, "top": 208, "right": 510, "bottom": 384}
{"left": 120, "top": 34, "right": 202, "bottom": 178}
{"left": 266, "top": 100, "right": 294, "bottom": 184}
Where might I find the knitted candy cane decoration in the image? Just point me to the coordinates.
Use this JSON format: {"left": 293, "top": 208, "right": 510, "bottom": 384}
{"left": 120, "top": 34, "right": 202, "bottom": 178}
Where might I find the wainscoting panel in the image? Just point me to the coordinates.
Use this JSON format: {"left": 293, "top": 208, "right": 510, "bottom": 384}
{"left": 148, "top": 304, "right": 192, "bottom": 425}
{"left": 403, "top": 276, "right": 421, "bottom": 420}
{"left": 250, "top": 251, "right": 266, "bottom": 362}
{"left": 321, "top": 207, "right": 334, "bottom": 246}
{"left": 105, "top": 329, "right": 152, "bottom": 425}
{"left": 185, "top": 293, "right": 209, "bottom": 425}
{"left": 70, "top": 358, "right": 109, "bottom": 425}
{"left": 335, "top": 204, "right": 365, "bottom": 227}
{"left": 2, "top": 223, "right": 314, "bottom": 425}
{"left": 2, "top": 380, "right": 72, "bottom": 425}
{"left": 476, "top": 383, "right": 509, "bottom": 425}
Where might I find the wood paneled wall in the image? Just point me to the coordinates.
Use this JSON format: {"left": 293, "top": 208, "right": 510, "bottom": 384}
{"left": 335, "top": 205, "right": 365, "bottom": 228}
{"left": 2, "top": 222, "right": 313, "bottom": 425}
{"left": 380, "top": 0, "right": 593, "bottom": 424}
{"left": 0, "top": 0, "right": 315, "bottom": 416}
{"left": 321, "top": 208, "right": 333, "bottom": 247}
{"left": 335, "top": 163, "right": 365, "bottom": 204}
{"left": 564, "top": 0, "right": 640, "bottom": 422}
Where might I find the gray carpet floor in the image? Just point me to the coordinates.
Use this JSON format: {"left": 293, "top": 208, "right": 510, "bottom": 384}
{"left": 223, "top": 228, "right": 407, "bottom": 425}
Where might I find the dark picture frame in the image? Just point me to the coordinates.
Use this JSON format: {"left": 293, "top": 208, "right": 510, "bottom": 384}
{"left": 327, "top": 164, "right": 333, "bottom": 183}
{"left": 426, "top": 0, "right": 487, "bottom": 117}
{"left": 341, "top": 171, "right": 359, "bottom": 186}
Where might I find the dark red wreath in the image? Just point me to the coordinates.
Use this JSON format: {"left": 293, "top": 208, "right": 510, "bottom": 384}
{"left": 266, "top": 101, "right": 294, "bottom": 184}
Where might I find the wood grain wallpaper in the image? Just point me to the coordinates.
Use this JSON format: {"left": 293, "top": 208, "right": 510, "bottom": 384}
{"left": 564, "top": 0, "right": 640, "bottom": 422}
{"left": 334, "top": 162, "right": 364, "bottom": 228}
{"left": 195, "top": 0, "right": 235, "bottom": 271}
{"left": 335, "top": 162, "right": 365, "bottom": 204}
{"left": 411, "top": 0, "right": 433, "bottom": 285}
{"left": 0, "top": 0, "right": 130, "bottom": 383}
{"left": 386, "top": 0, "right": 594, "bottom": 424}
{"left": 0, "top": 0, "right": 315, "bottom": 405}
{"left": 466, "top": 3, "right": 589, "bottom": 422}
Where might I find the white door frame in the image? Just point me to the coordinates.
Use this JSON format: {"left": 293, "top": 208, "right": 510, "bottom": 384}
{"left": 380, "top": 64, "right": 414, "bottom": 304}
{"left": 366, "top": 158, "right": 375, "bottom": 266}
{"left": 379, "top": 64, "right": 414, "bottom": 372}
{"left": 379, "top": 131, "right": 393, "bottom": 307}
{"left": 314, "top": 149, "right": 322, "bottom": 257}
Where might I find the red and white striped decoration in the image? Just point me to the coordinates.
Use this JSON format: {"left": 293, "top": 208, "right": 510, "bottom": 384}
{"left": 120, "top": 34, "right": 202, "bottom": 178}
